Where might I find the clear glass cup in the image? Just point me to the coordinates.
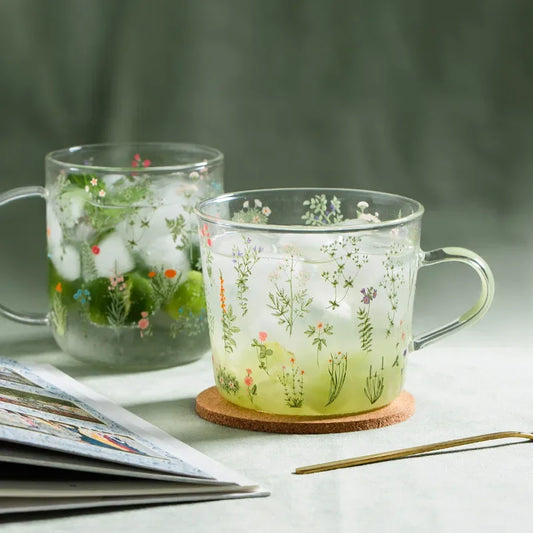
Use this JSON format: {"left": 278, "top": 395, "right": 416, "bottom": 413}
{"left": 0, "top": 143, "right": 224, "bottom": 371}
{"left": 195, "top": 188, "right": 494, "bottom": 416}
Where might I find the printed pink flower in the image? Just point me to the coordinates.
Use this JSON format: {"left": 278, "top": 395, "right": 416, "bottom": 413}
{"left": 244, "top": 376, "right": 253, "bottom": 387}
{"left": 361, "top": 287, "right": 377, "bottom": 305}
{"left": 138, "top": 311, "right": 150, "bottom": 331}
{"left": 200, "top": 224, "right": 212, "bottom": 246}
{"left": 246, "top": 368, "right": 252, "bottom": 375}
{"left": 91, "top": 245, "right": 100, "bottom": 255}
{"left": 132, "top": 153, "right": 151, "bottom": 168}
{"left": 258, "top": 331, "right": 267, "bottom": 342}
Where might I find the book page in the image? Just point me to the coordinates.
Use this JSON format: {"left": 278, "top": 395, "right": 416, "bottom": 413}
{"left": 0, "top": 359, "right": 261, "bottom": 489}
{"left": 0, "top": 460, "right": 259, "bottom": 497}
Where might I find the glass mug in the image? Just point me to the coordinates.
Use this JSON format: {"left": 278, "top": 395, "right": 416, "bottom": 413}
{"left": 0, "top": 143, "right": 224, "bottom": 371}
{"left": 195, "top": 188, "right": 495, "bottom": 416}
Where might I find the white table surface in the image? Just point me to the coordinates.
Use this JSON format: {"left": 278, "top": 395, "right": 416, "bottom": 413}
{"left": 0, "top": 235, "right": 531, "bottom": 532}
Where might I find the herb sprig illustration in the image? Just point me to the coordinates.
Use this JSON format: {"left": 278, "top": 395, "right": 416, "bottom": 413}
{"left": 320, "top": 236, "right": 368, "bottom": 309}
{"left": 301, "top": 194, "right": 343, "bottom": 226}
{"left": 304, "top": 322, "right": 334, "bottom": 366}
{"left": 357, "top": 287, "right": 377, "bottom": 353}
{"left": 267, "top": 247, "right": 312, "bottom": 335}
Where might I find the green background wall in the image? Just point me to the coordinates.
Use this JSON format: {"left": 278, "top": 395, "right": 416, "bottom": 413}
{"left": 0, "top": 0, "right": 531, "bottom": 311}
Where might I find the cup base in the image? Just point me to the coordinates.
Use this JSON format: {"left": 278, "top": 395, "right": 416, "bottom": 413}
{"left": 196, "top": 387, "right": 415, "bottom": 434}
{"left": 53, "top": 326, "right": 210, "bottom": 372}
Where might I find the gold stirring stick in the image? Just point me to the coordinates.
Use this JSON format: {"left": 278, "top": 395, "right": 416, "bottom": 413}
{"left": 294, "top": 431, "right": 533, "bottom": 475}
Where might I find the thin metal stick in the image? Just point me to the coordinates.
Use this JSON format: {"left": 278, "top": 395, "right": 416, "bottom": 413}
{"left": 294, "top": 431, "right": 533, "bottom": 475}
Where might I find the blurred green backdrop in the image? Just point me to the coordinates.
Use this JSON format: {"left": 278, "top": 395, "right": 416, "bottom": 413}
{"left": 0, "top": 0, "right": 531, "bottom": 312}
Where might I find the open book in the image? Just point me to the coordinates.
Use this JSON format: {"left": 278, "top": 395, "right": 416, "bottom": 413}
{"left": 0, "top": 358, "right": 268, "bottom": 514}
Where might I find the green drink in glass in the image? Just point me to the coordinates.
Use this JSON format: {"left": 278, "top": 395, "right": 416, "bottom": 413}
{"left": 0, "top": 143, "right": 223, "bottom": 371}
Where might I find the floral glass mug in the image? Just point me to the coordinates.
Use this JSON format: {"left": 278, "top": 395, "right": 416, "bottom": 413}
{"left": 0, "top": 143, "right": 223, "bottom": 371}
{"left": 195, "top": 188, "right": 495, "bottom": 416}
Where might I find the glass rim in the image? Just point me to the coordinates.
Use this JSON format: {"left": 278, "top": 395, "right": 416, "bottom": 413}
{"left": 45, "top": 142, "right": 224, "bottom": 173}
{"left": 195, "top": 187, "right": 425, "bottom": 233}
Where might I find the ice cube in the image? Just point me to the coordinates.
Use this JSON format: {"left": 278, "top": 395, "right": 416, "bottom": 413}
{"left": 275, "top": 233, "right": 338, "bottom": 263}
{"left": 356, "top": 230, "right": 417, "bottom": 255}
{"left": 114, "top": 184, "right": 198, "bottom": 253}
{"left": 152, "top": 175, "right": 200, "bottom": 206}
{"left": 93, "top": 232, "right": 135, "bottom": 277}
{"left": 46, "top": 204, "right": 63, "bottom": 251}
{"left": 49, "top": 244, "right": 80, "bottom": 281}
{"left": 69, "top": 195, "right": 86, "bottom": 225}
{"left": 55, "top": 189, "right": 88, "bottom": 229}
{"left": 211, "top": 231, "right": 279, "bottom": 258}
{"left": 139, "top": 235, "right": 190, "bottom": 272}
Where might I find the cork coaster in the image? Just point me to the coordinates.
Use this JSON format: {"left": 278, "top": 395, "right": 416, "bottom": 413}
{"left": 196, "top": 387, "right": 415, "bottom": 434}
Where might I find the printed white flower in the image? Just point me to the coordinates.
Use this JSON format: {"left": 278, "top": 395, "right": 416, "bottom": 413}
{"left": 281, "top": 244, "right": 299, "bottom": 256}
{"left": 254, "top": 199, "right": 262, "bottom": 208}
{"left": 390, "top": 226, "right": 407, "bottom": 239}
{"left": 357, "top": 200, "right": 380, "bottom": 222}
{"left": 252, "top": 215, "right": 260, "bottom": 223}
{"left": 268, "top": 270, "right": 280, "bottom": 282}
{"left": 189, "top": 171, "right": 200, "bottom": 180}
{"left": 90, "top": 177, "right": 98, "bottom": 186}
{"left": 297, "top": 270, "right": 310, "bottom": 285}
{"left": 243, "top": 200, "right": 249, "bottom": 209}
{"left": 84, "top": 185, "right": 90, "bottom": 192}
{"left": 262, "top": 206, "right": 271, "bottom": 216}
{"left": 359, "top": 212, "right": 380, "bottom": 223}
{"left": 98, "top": 189, "right": 106, "bottom": 197}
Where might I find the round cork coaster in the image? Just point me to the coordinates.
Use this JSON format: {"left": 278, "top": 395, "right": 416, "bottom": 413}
{"left": 196, "top": 387, "right": 415, "bottom": 434}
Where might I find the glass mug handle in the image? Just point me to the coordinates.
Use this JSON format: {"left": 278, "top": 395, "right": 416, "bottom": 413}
{"left": 413, "top": 247, "right": 495, "bottom": 351}
{"left": 0, "top": 186, "right": 49, "bottom": 326}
